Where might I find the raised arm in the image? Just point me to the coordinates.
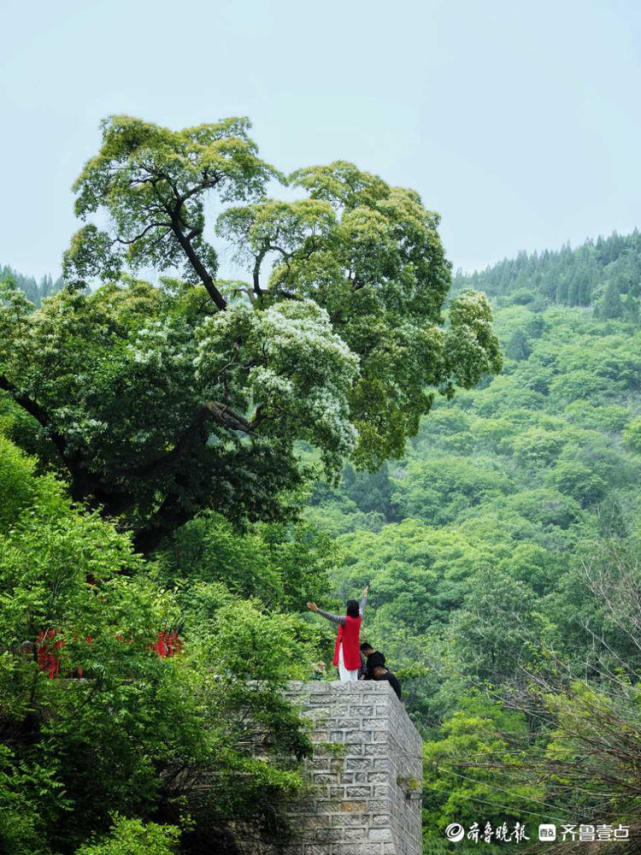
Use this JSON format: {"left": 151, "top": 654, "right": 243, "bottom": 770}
{"left": 307, "top": 602, "right": 345, "bottom": 626}
{"left": 359, "top": 584, "right": 369, "bottom": 617}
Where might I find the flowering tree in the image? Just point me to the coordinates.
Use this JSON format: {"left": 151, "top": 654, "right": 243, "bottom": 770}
{"left": 0, "top": 116, "right": 501, "bottom": 552}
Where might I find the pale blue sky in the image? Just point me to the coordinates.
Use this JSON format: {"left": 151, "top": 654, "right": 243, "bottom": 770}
{"left": 1, "top": 0, "right": 640, "bottom": 279}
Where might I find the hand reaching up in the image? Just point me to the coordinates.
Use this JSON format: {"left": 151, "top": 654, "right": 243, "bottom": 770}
{"left": 306, "top": 601, "right": 319, "bottom": 612}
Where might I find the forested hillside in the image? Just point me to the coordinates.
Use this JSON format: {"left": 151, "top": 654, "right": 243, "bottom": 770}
{"left": 0, "top": 115, "right": 502, "bottom": 855}
{"left": 0, "top": 264, "right": 63, "bottom": 306}
{"left": 5, "top": 223, "right": 641, "bottom": 852}
{"left": 453, "top": 230, "right": 641, "bottom": 320}
{"left": 310, "top": 236, "right": 641, "bottom": 852}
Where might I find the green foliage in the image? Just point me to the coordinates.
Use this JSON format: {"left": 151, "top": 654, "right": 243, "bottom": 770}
{"left": 159, "top": 511, "right": 335, "bottom": 610}
{"left": 8, "top": 134, "right": 641, "bottom": 850}
{"left": 538, "top": 674, "right": 641, "bottom": 828}
{"left": 546, "top": 459, "right": 608, "bottom": 506}
{"left": 393, "top": 456, "right": 512, "bottom": 524}
{"left": 340, "top": 461, "right": 398, "bottom": 519}
{"left": 505, "top": 328, "right": 531, "bottom": 360}
{"left": 0, "top": 435, "right": 37, "bottom": 532}
{"left": 1, "top": 115, "right": 500, "bottom": 553}
{"left": 623, "top": 416, "right": 641, "bottom": 453}
{"left": 74, "top": 816, "right": 180, "bottom": 855}
{"left": 0, "top": 266, "right": 63, "bottom": 307}
{"left": 309, "top": 248, "right": 641, "bottom": 842}
{"left": 449, "top": 568, "right": 539, "bottom": 681}
{"left": 0, "top": 743, "right": 62, "bottom": 855}
{"left": 509, "top": 426, "right": 567, "bottom": 465}
{"left": 422, "top": 697, "right": 542, "bottom": 854}
{"left": 453, "top": 229, "right": 641, "bottom": 311}
{"left": 0, "top": 436, "right": 316, "bottom": 855}
{"left": 499, "top": 488, "right": 581, "bottom": 530}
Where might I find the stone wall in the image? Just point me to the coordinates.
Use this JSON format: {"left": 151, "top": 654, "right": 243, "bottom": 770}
{"left": 280, "top": 680, "right": 423, "bottom": 855}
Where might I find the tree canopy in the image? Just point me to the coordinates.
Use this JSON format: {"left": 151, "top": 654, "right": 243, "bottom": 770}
{"left": 0, "top": 115, "right": 500, "bottom": 552}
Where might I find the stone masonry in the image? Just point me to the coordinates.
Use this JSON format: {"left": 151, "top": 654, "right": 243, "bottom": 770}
{"left": 281, "top": 681, "right": 422, "bottom": 855}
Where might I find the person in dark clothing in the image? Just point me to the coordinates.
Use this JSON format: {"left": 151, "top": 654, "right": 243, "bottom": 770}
{"left": 359, "top": 642, "right": 385, "bottom": 680}
{"left": 371, "top": 663, "right": 402, "bottom": 700}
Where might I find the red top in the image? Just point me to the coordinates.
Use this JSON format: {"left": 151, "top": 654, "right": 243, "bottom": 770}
{"left": 333, "top": 615, "right": 362, "bottom": 670}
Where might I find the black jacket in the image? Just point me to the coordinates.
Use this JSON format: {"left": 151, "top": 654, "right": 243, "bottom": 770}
{"left": 375, "top": 670, "right": 401, "bottom": 700}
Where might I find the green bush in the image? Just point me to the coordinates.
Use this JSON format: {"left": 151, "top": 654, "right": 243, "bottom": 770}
{"left": 75, "top": 816, "right": 180, "bottom": 855}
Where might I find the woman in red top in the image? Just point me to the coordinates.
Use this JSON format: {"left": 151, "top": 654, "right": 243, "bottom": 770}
{"left": 307, "top": 585, "right": 369, "bottom": 682}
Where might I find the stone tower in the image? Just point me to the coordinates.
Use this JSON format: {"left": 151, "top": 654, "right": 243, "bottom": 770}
{"left": 281, "top": 680, "right": 423, "bottom": 855}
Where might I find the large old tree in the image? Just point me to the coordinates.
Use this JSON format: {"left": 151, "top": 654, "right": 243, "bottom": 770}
{"left": 0, "top": 116, "right": 501, "bottom": 553}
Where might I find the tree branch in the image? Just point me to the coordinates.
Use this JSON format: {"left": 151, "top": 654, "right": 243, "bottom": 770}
{"left": 138, "top": 168, "right": 226, "bottom": 311}
{"left": 112, "top": 221, "right": 169, "bottom": 246}
{"left": 253, "top": 247, "right": 267, "bottom": 298}
{"left": 179, "top": 170, "right": 220, "bottom": 204}
{"left": 169, "top": 214, "right": 227, "bottom": 311}
{"left": 0, "top": 375, "right": 69, "bottom": 460}
{"left": 133, "top": 495, "right": 192, "bottom": 555}
{"left": 116, "top": 400, "right": 264, "bottom": 479}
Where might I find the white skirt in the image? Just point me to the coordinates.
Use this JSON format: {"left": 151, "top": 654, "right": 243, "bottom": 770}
{"left": 337, "top": 642, "right": 359, "bottom": 682}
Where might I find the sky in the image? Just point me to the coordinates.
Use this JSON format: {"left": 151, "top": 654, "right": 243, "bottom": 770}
{"left": 1, "top": 0, "right": 641, "bottom": 280}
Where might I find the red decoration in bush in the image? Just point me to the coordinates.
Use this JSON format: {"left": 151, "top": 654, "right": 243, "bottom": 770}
{"left": 36, "top": 629, "right": 62, "bottom": 679}
{"left": 152, "top": 630, "right": 183, "bottom": 658}
{"left": 34, "top": 629, "right": 183, "bottom": 677}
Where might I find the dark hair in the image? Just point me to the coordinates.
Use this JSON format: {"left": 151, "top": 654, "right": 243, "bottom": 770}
{"left": 367, "top": 652, "right": 386, "bottom": 669}
{"left": 346, "top": 599, "right": 360, "bottom": 618}
{"left": 360, "top": 642, "right": 373, "bottom": 652}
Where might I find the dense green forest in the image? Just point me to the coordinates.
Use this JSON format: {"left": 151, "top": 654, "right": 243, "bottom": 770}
{"left": 0, "top": 265, "right": 63, "bottom": 307}
{"left": 0, "top": 115, "right": 502, "bottom": 854}
{"left": 308, "top": 233, "right": 641, "bottom": 852}
{"left": 3, "top": 115, "right": 641, "bottom": 855}
{"left": 453, "top": 229, "right": 641, "bottom": 319}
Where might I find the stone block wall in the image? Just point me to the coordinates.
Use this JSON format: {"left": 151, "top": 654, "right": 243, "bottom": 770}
{"left": 280, "top": 681, "right": 423, "bottom": 855}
